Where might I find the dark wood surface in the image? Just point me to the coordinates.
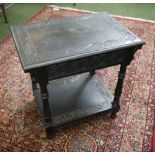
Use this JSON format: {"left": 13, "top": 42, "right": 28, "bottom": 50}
{"left": 34, "top": 73, "right": 114, "bottom": 128}
{"left": 11, "top": 12, "right": 144, "bottom": 72}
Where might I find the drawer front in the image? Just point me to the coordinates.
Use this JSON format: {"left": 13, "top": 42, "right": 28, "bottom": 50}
{"left": 47, "top": 49, "right": 133, "bottom": 80}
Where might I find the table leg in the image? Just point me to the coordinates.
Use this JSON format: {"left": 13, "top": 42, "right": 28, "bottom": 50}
{"left": 30, "top": 72, "right": 38, "bottom": 94}
{"left": 111, "top": 64, "right": 127, "bottom": 118}
{"left": 37, "top": 69, "right": 51, "bottom": 123}
{"left": 1, "top": 4, "right": 8, "bottom": 23}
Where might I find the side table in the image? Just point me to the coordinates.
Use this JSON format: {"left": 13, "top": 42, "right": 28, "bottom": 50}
{"left": 11, "top": 12, "right": 144, "bottom": 135}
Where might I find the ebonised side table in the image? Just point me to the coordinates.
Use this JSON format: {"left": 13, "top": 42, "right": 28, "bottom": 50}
{"left": 11, "top": 12, "right": 144, "bottom": 134}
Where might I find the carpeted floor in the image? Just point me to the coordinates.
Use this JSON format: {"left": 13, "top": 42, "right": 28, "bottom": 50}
{"left": 0, "top": 5, "right": 155, "bottom": 152}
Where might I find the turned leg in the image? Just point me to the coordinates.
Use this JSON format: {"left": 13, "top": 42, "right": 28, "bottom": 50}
{"left": 111, "top": 64, "right": 128, "bottom": 118}
{"left": 30, "top": 70, "right": 39, "bottom": 98}
{"left": 37, "top": 68, "right": 51, "bottom": 123}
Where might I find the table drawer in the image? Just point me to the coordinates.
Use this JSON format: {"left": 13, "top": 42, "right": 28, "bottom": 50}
{"left": 47, "top": 49, "right": 134, "bottom": 80}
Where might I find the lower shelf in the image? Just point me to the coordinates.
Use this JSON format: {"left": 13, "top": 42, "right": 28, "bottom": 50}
{"left": 34, "top": 72, "right": 114, "bottom": 128}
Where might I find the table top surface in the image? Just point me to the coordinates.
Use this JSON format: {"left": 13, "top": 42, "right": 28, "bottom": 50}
{"left": 11, "top": 12, "right": 144, "bottom": 71}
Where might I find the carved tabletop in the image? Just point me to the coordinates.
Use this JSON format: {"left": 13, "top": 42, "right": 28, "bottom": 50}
{"left": 11, "top": 12, "right": 143, "bottom": 72}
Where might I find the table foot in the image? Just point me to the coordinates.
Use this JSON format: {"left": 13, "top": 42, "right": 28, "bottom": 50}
{"left": 45, "top": 127, "right": 56, "bottom": 138}
{"left": 111, "top": 112, "right": 117, "bottom": 119}
{"left": 111, "top": 102, "right": 119, "bottom": 118}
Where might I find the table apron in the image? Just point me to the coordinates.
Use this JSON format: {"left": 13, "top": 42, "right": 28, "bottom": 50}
{"left": 47, "top": 48, "right": 136, "bottom": 81}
